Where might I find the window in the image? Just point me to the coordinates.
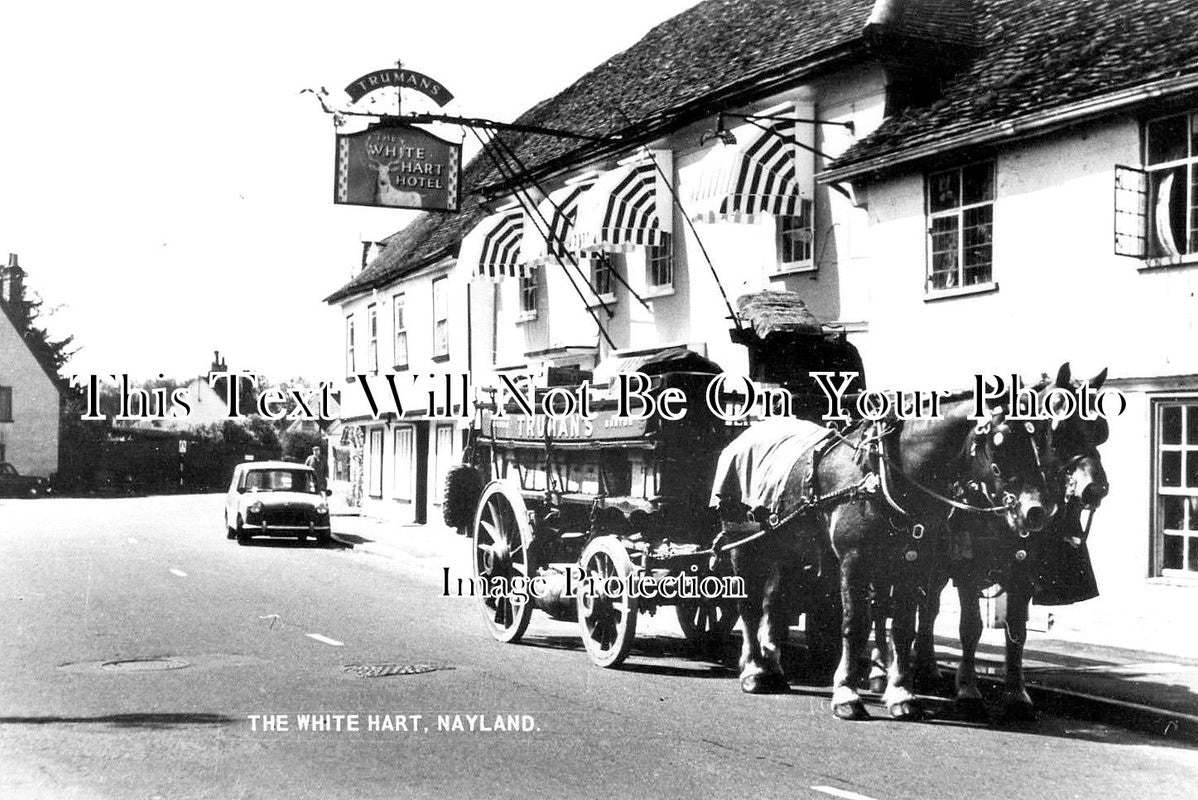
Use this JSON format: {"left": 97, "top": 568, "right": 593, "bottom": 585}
{"left": 646, "top": 233, "right": 674, "bottom": 288}
{"left": 367, "top": 304, "right": 379, "bottom": 374}
{"left": 926, "top": 161, "right": 995, "bottom": 291}
{"left": 0, "top": 443, "right": 5, "bottom": 462}
{"left": 1145, "top": 113, "right": 1198, "bottom": 257}
{"left": 0, "top": 386, "right": 11, "bottom": 422}
{"left": 432, "top": 423, "right": 455, "bottom": 506}
{"left": 776, "top": 199, "right": 814, "bottom": 270}
{"left": 393, "top": 294, "right": 408, "bottom": 367}
{"left": 333, "top": 448, "right": 350, "bottom": 482}
{"left": 393, "top": 426, "right": 414, "bottom": 501}
{"left": 345, "top": 316, "right": 356, "bottom": 377}
{"left": 368, "top": 428, "right": 384, "bottom": 498}
{"left": 519, "top": 268, "right": 538, "bottom": 314}
{"left": 1155, "top": 399, "right": 1198, "bottom": 576}
{"left": 432, "top": 276, "right": 449, "bottom": 358}
{"left": 590, "top": 254, "right": 615, "bottom": 297}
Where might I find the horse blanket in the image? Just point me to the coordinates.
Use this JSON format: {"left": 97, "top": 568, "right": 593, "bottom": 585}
{"left": 710, "top": 417, "right": 834, "bottom": 520}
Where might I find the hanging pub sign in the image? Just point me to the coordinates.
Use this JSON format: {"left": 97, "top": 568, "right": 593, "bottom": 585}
{"left": 344, "top": 67, "right": 453, "bottom": 107}
{"left": 334, "top": 123, "right": 461, "bottom": 212}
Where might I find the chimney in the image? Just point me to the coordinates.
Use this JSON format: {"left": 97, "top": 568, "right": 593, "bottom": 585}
{"left": 210, "top": 350, "right": 226, "bottom": 374}
{"left": 1, "top": 253, "right": 28, "bottom": 328}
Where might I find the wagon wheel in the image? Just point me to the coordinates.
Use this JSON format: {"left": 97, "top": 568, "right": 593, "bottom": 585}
{"left": 472, "top": 483, "right": 533, "bottom": 644}
{"left": 676, "top": 599, "right": 739, "bottom": 647}
{"left": 577, "top": 536, "right": 638, "bottom": 668}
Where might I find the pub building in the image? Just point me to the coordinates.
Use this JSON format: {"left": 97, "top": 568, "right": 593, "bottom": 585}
{"left": 325, "top": 0, "right": 1198, "bottom": 654}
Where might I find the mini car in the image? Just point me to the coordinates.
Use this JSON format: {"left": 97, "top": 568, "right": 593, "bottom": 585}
{"left": 225, "top": 461, "right": 331, "bottom": 545}
{"left": 0, "top": 462, "right": 51, "bottom": 498}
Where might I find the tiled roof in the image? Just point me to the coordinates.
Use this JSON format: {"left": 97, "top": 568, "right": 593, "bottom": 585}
{"left": 325, "top": 0, "right": 878, "bottom": 303}
{"left": 826, "top": 0, "right": 1198, "bottom": 179}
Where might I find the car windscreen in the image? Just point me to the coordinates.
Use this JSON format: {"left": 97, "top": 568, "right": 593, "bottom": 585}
{"left": 243, "top": 470, "right": 317, "bottom": 493}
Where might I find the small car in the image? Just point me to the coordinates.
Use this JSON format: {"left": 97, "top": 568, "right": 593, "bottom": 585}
{"left": 225, "top": 461, "right": 331, "bottom": 545}
{"left": 0, "top": 462, "right": 51, "bottom": 498}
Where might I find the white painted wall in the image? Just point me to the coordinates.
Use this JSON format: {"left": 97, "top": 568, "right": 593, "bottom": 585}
{"left": 853, "top": 113, "right": 1198, "bottom": 618}
{"left": 0, "top": 310, "right": 59, "bottom": 476}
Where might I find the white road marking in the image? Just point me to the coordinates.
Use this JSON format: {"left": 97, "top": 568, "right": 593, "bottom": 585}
{"left": 811, "top": 786, "right": 881, "bottom": 800}
{"left": 169, "top": 568, "right": 188, "bottom": 578}
{"left": 306, "top": 633, "right": 344, "bottom": 647}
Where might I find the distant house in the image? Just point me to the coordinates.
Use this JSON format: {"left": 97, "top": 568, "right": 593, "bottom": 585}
{"left": 0, "top": 253, "right": 62, "bottom": 477}
{"left": 111, "top": 351, "right": 248, "bottom": 433}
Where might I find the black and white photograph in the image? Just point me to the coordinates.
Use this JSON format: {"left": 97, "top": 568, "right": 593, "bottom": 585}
{"left": 2, "top": 1, "right": 1197, "bottom": 797}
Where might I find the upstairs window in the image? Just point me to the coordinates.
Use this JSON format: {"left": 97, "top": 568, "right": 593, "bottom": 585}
{"left": 926, "top": 161, "right": 995, "bottom": 292}
{"left": 646, "top": 233, "right": 674, "bottom": 289}
{"left": 432, "top": 276, "right": 449, "bottom": 358}
{"left": 367, "top": 304, "right": 379, "bottom": 374}
{"left": 591, "top": 254, "right": 616, "bottom": 298}
{"left": 345, "top": 316, "right": 356, "bottom": 377}
{"left": 776, "top": 199, "right": 814, "bottom": 272}
{"left": 393, "top": 294, "right": 408, "bottom": 368}
{"left": 519, "top": 268, "right": 538, "bottom": 314}
{"left": 0, "top": 386, "right": 12, "bottom": 422}
{"left": 1146, "top": 113, "right": 1198, "bottom": 258}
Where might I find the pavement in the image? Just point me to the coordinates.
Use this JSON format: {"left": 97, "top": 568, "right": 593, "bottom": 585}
{"left": 332, "top": 511, "right": 1198, "bottom": 746}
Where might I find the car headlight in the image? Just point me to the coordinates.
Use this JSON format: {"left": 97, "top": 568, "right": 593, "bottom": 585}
{"left": 315, "top": 504, "right": 329, "bottom": 516}
{"left": 249, "top": 501, "right": 264, "bottom": 514}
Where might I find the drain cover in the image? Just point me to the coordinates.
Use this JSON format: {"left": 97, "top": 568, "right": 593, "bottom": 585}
{"left": 100, "top": 658, "right": 190, "bottom": 673}
{"left": 342, "top": 663, "right": 448, "bottom": 678}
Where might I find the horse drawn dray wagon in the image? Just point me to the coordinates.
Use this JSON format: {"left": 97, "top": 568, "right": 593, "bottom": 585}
{"left": 443, "top": 344, "right": 844, "bottom": 669}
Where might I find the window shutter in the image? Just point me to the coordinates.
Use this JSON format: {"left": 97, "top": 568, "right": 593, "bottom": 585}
{"left": 1114, "top": 164, "right": 1148, "bottom": 258}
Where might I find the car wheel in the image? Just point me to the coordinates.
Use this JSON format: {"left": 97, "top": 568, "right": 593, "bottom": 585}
{"left": 226, "top": 513, "right": 236, "bottom": 540}
{"left": 236, "top": 516, "right": 251, "bottom": 546}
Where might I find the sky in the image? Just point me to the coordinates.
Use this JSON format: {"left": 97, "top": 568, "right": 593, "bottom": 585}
{"left": 0, "top": 0, "right": 700, "bottom": 382}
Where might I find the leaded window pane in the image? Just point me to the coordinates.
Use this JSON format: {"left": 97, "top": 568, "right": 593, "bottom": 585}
{"left": 1163, "top": 450, "right": 1182, "bottom": 487}
{"left": 962, "top": 162, "right": 995, "bottom": 204}
{"left": 1163, "top": 534, "right": 1184, "bottom": 570}
{"left": 1164, "top": 406, "right": 1183, "bottom": 444}
{"left": 1148, "top": 115, "right": 1188, "bottom": 165}
{"left": 1164, "top": 495, "right": 1185, "bottom": 530}
{"left": 928, "top": 170, "right": 959, "bottom": 212}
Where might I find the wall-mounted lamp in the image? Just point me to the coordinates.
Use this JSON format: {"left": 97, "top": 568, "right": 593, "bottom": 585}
{"left": 699, "top": 113, "right": 738, "bottom": 146}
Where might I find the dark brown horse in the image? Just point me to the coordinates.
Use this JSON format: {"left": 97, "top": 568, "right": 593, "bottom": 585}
{"left": 719, "top": 392, "right": 1051, "bottom": 721}
{"left": 911, "top": 364, "right": 1110, "bottom": 721}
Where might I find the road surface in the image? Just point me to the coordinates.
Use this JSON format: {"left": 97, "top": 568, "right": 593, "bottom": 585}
{"left": 1, "top": 494, "right": 1195, "bottom": 799}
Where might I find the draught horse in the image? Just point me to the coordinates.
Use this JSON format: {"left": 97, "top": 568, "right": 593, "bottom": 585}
{"left": 712, "top": 392, "right": 1051, "bottom": 721}
{"left": 910, "top": 364, "right": 1110, "bottom": 721}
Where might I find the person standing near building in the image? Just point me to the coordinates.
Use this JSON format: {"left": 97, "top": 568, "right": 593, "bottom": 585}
{"left": 305, "top": 445, "right": 327, "bottom": 494}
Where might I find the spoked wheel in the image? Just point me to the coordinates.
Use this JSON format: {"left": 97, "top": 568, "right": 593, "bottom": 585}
{"left": 577, "top": 536, "right": 638, "bottom": 668}
{"left": 472, "top": 483, "right": 533, "bottom": 644}
{"left": 676, "top": 599, "right": 739, "bottom": 647}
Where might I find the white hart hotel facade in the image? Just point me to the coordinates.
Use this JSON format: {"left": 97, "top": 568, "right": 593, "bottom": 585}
{"left": 325, "top": 0, "right": 1198, "bottom": 654}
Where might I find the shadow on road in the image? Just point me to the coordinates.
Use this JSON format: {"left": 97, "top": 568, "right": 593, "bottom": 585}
{"left": 0, "top": 713, "right": 236, "bottom": 729}
{"left": 235, "top": 538, "right": 348, "bottom": 550}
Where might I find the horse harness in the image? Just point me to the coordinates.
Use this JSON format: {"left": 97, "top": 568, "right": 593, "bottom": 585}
{"left": 709, "top": 413, "right": 1026, "bottom": 565}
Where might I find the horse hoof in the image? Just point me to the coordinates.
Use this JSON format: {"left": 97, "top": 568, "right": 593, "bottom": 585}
{"left": 868, "top": 677, "right": 887, "bottom": 694}
{"left": 1001, "top": 699, "right": 1037, "bottom": 724}
{"left": 742, "top": 673, "right": 788, "bottom": 694}
{"left": 833, "top": 701, "right": 870, "bottom": 721}
{"left": 956, "top": 697, "right": 990, "bottom": 722}
{"left": 888, "top": 700, "right": 924, "bottom": 721}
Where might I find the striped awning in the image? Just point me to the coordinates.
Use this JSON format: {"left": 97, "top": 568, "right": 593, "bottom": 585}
{"left": 459, "top": 206, "right": 525, "bottom": 280}
{"left": 688, "top": 119, "right": 804, "bottom": 223}
{"left": 520, "top": 179, "right": 595, "bottom": 266}
{"left": 569, "top": 151, "right": 673, "bottom": 253}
